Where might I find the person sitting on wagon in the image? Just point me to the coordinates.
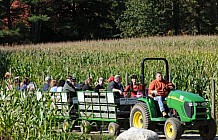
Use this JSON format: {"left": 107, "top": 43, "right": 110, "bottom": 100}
{"left": 148, "top": 72, "right": 174, "bottom": 118}
{"left": 14, "top": 76, "right": 21, "bottom": 90}
{"left": 63, "top": 76, "right": 76, "bottom": 97}
{"left": 82, "top": 77, "right": 93, "bottom": 91}
{"left": 108, "top": 75, "right": 123, "bottom": 98}
{"left": 62, "top": 76, "right": 77, "bottom": 115}
{"left": 20, "top": 77, "right": 30, "bottom": 91}
{"left": 42, "top": 76, "right": 52, "bottom": 91}
{"left": 94, "top": 77, "right": 105, "bottom": 92}
{"left": 124, "top": 74, "right": 143, "bottom": 98}
{"left": 57, "top": 79, "right": 65, "bottom": 92}
{"left": 70, "top": 77, "right": 82, "bottom": 91}
{"left": 49, "top": 80, "right": 58, "bottom": 92}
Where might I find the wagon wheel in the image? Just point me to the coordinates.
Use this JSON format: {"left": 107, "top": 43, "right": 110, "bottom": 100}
{"left": 62, "top": 121, "right": 69, "bottom": 132}
{"left": 80, "top": 120, "right": 92, "bottom": 134}
{"left": 108, "top": 122, "right": 120, "bottom": 136}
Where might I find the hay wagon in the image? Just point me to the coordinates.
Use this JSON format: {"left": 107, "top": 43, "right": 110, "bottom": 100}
{"left": 76, "top": 91, "right": 138, "bottom": 135}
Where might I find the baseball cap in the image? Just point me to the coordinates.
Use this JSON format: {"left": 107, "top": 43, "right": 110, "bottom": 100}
{"left": 72, "top": 77, "right": 76, "bottom": 81}
{"left": 99, "top": 77, "right": 104, "bottom": 81}
{"left": 108, "top": 76, "right": 114, "bottom": 82}
{"left": 45, "top": 76, "right": 52, "bottom": 81}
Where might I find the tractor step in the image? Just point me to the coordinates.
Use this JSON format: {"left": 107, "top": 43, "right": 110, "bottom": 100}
{"left": 151, "top": 117, "right": 167, "bottom": 121}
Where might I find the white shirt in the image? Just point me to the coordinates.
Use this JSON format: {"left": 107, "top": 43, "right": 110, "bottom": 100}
{"left": 57, "top": 86, "right": 63, "bottom": 92}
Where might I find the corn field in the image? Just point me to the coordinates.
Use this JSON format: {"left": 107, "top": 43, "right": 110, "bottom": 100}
{"left": 0, "top": 36, "right": 218, "bottom": 139}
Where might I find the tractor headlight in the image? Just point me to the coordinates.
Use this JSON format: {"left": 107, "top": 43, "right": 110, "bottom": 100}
{"left": 188, "top": 102, "right": 207, "bottom": 107}
{"left": 188, "top": 102, "right": 197, "bottom": 106}
{"left": 200, "top": 102, "right": 207, "bottom": 107}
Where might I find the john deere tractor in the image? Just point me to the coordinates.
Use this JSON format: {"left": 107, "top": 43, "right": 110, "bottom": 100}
{"left": 130, "top": 58, "right": 217, "bottom": 140}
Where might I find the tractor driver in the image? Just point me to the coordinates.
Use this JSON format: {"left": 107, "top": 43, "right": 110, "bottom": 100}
{"left": 148, "top": 72, "right": 174, "bottom": 118}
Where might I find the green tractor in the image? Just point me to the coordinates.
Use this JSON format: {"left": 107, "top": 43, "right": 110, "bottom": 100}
{"left": 130, "top": 58, "right": 217, "bottom": 140}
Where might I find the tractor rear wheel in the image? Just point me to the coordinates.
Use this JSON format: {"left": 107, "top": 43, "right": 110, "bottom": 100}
{"left": 199, "top": 118, "right": 217, "bottom": 140}
{"left": 108, "top": 122, "right": 120, "bottom": 136}
{"left": 164, "top": 118, "right": 182, "bottom": 140}
{"left": 130, "top": 102, "right": 155, "bottom": 130}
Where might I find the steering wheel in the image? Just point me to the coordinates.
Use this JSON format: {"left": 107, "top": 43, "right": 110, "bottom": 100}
{"left": 163, "top": 85, "right": 175, "bottom": 92}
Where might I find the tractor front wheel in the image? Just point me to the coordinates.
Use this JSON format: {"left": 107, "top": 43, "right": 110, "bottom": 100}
{"left": 199, "top": 118, "right": 217, "bottom": 140}
{"left": 108, "top": 122, "right": 120, "bottom": 136}
{"left": 164, "top": 118, "right": 183, "bottom": 140}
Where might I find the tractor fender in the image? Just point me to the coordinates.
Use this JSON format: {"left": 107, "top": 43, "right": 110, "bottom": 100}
{"left": 137, "top": 97, "right": 158, "bottom": 118}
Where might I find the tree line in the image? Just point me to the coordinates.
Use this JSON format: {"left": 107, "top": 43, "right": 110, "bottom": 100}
{"left": 0, "top": 0, "right": 217, "bottom": 44}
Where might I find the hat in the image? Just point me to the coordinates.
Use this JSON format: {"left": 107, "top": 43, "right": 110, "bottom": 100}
{"left": 45, "top": 76, "right": 52, "bottom": 81}
{"left": 108, "top": 76, "right": 114, "bottom": 82}
{"left": 130, "top": 74, "right": 137, "bottom": 79}
{"left": 99, "top": 77, "right": 104, "bottom": 81}
{"left": 72, "top": 77, "right": 76, "bottom": 81}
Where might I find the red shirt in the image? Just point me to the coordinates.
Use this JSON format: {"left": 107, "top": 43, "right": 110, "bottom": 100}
{"left": 124, "top": 84, "right": 140, "bottom": 97}
{"left": 148, "top": 79, "right": 173, "bottom": 98}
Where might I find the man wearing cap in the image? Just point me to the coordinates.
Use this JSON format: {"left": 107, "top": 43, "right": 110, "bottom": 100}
{"left": 42, "top": 76, "right": 52, "bottom": 91}
{"left": 71, "top": 77, "right": 82, "bottom": 91}
{"left": 63, "top": 76, "right": 76, "bottom": 96}
{"left": 63, "top": 76, "right": 77, "bottom": 115}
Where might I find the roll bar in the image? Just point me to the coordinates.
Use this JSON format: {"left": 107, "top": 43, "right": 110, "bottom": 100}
{"left": 140, "top": 58, "right": 169, "bottom": 95}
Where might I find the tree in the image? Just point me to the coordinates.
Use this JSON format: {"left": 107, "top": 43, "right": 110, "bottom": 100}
{"left": 24, "top": 0, "right": 50, "bottom": 43}
{"left": 0, "top": 0, "right": 30, "bottom": 44}
{"left": 116, "top": 0, "right": 172, "bottom": 37}
{"left": 116, "top": 0, "right": 218, "bottom": 37}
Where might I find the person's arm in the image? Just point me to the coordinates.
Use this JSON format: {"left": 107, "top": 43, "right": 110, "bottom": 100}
{"left": 112, "top": 88, "right": 122, "bottom": 94}
{"left": 94, "top": 85, "right": 99, "bottom": 92}
{"left": 162, "top": 80, "right": 175, "bottom": 92}
{"left": 167, "top": 82, "right": 175, "bottom": 89}
{"left": 123, "top": 85, "right": 130, "bottom": 97}
{"left": 109, "top": 81, "right": 122, "bottom": 94}
{"left": 148, "top": 81, "right": 157, "bottom": 97}
{"left": 82, "top": 84, "right": 87, "bottom": 91}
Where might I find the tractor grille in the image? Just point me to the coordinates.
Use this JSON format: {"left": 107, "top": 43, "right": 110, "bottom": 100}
{"left": 196, "top": 107, "right": 206, "bottom": 112}
{"left": 196, "top": 107, "right": 207, "bottom": 119}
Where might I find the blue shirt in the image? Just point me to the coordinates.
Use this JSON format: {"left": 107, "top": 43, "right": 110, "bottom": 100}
{"left": 20, "top": 84, "right": 27, "bottom": 91}
{"left": 50, "top": 86, "right": 58, "bottom": 92}
{"left": 42, "top": 83, "right": 50, "bottom": 91}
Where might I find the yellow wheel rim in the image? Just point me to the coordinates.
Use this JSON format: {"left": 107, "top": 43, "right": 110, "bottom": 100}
{"left": 166, "top": 122, "right": 174, "bottom": 138}
{"left": 109, "top": 125, "right": 114, "bottom": 134}
{"left": 133, "top": 111, "right": 143, "bottom": 128}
